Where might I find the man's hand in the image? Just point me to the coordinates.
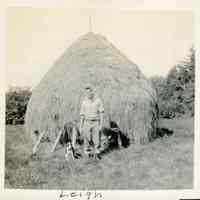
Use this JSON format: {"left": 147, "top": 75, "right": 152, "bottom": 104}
{"left": 79, "top": 115, "right": 84, "bottom": 135}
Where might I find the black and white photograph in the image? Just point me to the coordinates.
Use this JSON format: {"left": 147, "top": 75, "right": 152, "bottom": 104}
{"left": 4, "top": 6, "right": 196, "bottom": 192}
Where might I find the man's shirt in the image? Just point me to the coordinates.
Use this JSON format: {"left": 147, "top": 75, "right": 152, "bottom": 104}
{"left": 80, "top": 97, "right": 104, "bottom": 120}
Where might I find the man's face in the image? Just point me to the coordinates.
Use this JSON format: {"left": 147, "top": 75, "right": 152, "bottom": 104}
{"left": 86, "top": 88, "right": 94, "bottom": 100}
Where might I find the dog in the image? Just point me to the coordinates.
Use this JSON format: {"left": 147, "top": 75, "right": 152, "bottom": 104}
{"left": 59, "top": 122, "right": 82, "bottom": 161}
{"left": 100, "top": 120, "right": 130, "bottom": 151}
{"left": 64, "top": 142, "right": 76, "bottom": 161}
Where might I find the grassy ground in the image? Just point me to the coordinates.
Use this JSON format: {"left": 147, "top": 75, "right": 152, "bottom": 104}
{"left": 5, "top": 118, "right": 194, "bottom": 189}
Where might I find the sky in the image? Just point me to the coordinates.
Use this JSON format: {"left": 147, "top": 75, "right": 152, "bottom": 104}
{"left": 6, "top": 8, "right": 194, "bottom": 90}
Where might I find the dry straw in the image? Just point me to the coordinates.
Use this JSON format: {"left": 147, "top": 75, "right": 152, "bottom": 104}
{"left": 25, "top": 32, "right": 158, "bottom": 145}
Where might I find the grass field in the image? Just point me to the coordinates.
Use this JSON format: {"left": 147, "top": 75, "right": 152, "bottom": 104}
{"left": 5, "top": 118, "right": 194, "bottom": 189}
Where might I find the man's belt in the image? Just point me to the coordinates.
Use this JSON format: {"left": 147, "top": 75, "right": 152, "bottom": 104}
{"left": 85, "top": 119, "right": 100, "bottom": 122}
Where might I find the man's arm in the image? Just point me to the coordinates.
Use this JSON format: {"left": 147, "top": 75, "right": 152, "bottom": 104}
{"left": 79, "top": 101, "right": 85, "bottom": 134}
{"left": 79, "top": 115, "right": 84, "bottom": 134}
{"left": 99, "top": 112, "right": 104, "bottom": 131}
{"left": 98, "top": 99, "right": 104, "bottom": 130}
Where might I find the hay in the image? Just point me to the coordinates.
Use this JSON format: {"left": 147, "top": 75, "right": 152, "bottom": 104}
{"left": 25, "top": 32, "right": 158, "bottom": 144}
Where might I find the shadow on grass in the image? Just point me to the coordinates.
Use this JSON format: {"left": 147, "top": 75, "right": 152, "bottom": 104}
{"left": 101, "top": 121, "right": 174, "bottom": 155}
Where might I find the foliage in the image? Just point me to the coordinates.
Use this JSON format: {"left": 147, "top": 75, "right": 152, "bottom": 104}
{"left": 150, "top": 47, "right": 195, "bottom": 119}
{"left": 6, "top": 87, "right": 32, "bottom": 124}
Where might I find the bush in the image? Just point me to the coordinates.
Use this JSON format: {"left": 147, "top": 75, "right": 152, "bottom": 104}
{"left": 150, "top": 47, "right": 195, "bottom": 119}
{"left": 6, "top": 87, "right": 32, "bottom": 125}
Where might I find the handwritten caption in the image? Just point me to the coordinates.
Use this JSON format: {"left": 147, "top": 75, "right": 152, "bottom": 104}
{"left": 59, "top": 190, "right": 103, "bottom": 200}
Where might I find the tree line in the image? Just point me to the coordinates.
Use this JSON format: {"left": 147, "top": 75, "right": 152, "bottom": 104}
{"left": 150, "top": 47, "right": 195, "bottom": 119}
{"left": 6, "top": 87, "right": 31, "bottom": 124}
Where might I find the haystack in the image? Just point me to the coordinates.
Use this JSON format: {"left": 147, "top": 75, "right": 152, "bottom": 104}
{"left": 25, "top": 32, "right": 158, "bottom": 145}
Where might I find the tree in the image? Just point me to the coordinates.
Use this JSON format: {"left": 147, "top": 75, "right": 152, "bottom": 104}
{"left": 6, "top": 87, "right": 32, "bottom": 125}
{"left": 150, "top": 47, "right": 195, "bottom": 118}
{"left": 181, "top": 47, "right": 195, "bottom": 116}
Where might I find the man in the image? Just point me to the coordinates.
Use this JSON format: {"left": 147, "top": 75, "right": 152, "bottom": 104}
{"left": 79, "top": 84, "right": 104, "bottom": 159}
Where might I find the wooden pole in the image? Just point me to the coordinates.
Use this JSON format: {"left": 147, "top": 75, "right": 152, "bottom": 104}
{"left": 51, "top": 129, "right": 63, "bottom": 153}
{"left": 32, "top": 130, "right": 46, "bottom": 154}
